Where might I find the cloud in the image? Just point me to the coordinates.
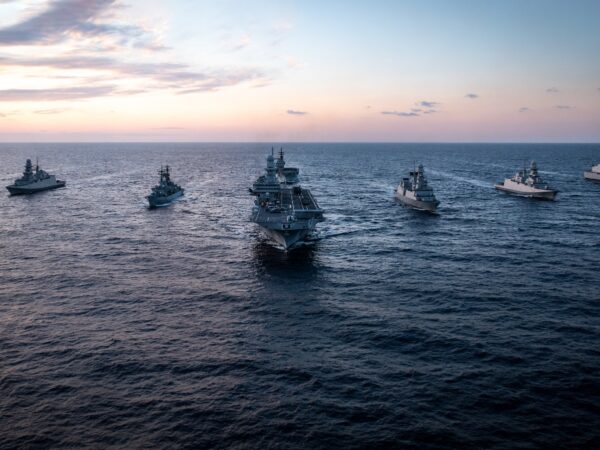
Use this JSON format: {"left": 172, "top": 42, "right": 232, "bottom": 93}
{"left": 0, "top": 109, "right": 19, "bottom": 117}
{"left": 382, "top": 100, "right": 440, "bottom": 117}
{"left": 465, "top": 93, "right": 478, "bottom": 99}
{"left": 546, "top": 87, "right": 559, "bottom": 93}
{"left": 518, "top": 107, "right": 531, "bottom": 113}
{"left": 0, "top": 1, "right": 269, "bottom": 100}
{"left": 417, "top": 100, "right": 440, "bottom": 108}
{"left": 381, "top": 111, "right": 419, "bottom": 117}
{"left": 556, "top": 105, "right": 571, "bottom": 109}
{"left": 34, "top": 107, "right": 70, "bottom": 114}
{"left": 287, "top": 109, "right": 307, "bottom": 115}
{"left": 0, "top": 54, "right": 266, "bottom": 97}
{"left": 0, "top": 85, "right": 118, "bottom": 101}
{"left": 0, "top": 0, "right": 160, "bottom": 49}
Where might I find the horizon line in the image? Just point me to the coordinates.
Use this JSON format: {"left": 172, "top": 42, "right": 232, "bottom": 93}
{"left": 0, "top": 141, "right": 599, "bottom": 145}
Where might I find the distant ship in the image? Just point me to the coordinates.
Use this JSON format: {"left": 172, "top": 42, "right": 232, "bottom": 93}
{"left": 584, "top": 164, "right": 600, "bottom": 181}
{"left": 146, "top": 165, "right": 184, "bottom": 208}
{"left": 395, "top": 164, "right": 440, "bottom": 212}
{"left": 6, "top": 159, "right": 66, "bottom": 195}
{"left": 495, "top": 160, "right": 557, "bottom": 200}
{"left": 249, "top": 148, "right": 324, "bottom": 250}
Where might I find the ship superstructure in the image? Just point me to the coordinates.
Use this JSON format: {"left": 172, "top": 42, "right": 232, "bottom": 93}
{"left": 146, "top": 165, "right": 184, "bottom": 208}
{"left": 249, "top": 149, "right": 324, "bottom": 250}
{"left": 495, "top": 160, "right": 557, "bottom": 200}
{"left": 6, "top": 159, "right": 66, "bottom": 195}
{"left": 395, "top": 164, "right": 440, "bottom": 212}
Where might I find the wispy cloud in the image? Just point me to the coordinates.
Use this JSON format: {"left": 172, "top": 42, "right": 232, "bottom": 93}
{"left": 0, "top": 109, "right": 19, "bottom": 117}
{"left": 417, "top": 100, "right": 440, "bottom": 108}
{"left": 546, "top": 87, "right": 559, "bottom": 93}
{"left": 0, "top": 86, "right": 118, "bottom": 101}
{"left": 0, "top": 0, "right": 161, "bottom": 49}
{"left": 556, "top": 104, "right": 571, "bottom": 109}
{"left": 382, "top": 100, "right": 440, "bottom": 117}
{"left": 465, "top": 93, "right": 478, "bottom": 99}
{"left": 518, "top": 107, "right": 531, "bottom": 113}
{"left": 287, "top": 109, "right": 307, "bottom": 115}
{"left": 0, "top": 55, "right": 265, "bottom": 93}
{"left": 0, "top": 1, "right": 269, "bottom": 101}
{"left": 34, "top": 107, "right": 70, "bottom": 114}
{"left": 381, "top": 111, "right": 419, "bottom": 117}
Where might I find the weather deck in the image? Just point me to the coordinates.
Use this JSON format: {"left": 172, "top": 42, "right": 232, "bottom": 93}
{"left": 278, "top": 187, "right": 319, "bottom": 212}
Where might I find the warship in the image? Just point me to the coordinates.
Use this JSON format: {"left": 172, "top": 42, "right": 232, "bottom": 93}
{"left": 495, "top": 160, "right": 557, "bottom": 200}
{"left": 249, "top": 149, "right": 324, "bottom": 250}
{"left": 146, "top": 165, "right": 184, "bottom": 208}
{"left": 395, "top": 164, "right": 440, "bottom": 212}
{"left": 584, "top": 163, "right": 600, "bottom": 181}
{"left": 6, "top": 158, "right": 66, "bottom": 195}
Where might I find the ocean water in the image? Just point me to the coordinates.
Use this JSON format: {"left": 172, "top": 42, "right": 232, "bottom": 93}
{"left": 0, "top": 143, "right": 599, "bottom": 449}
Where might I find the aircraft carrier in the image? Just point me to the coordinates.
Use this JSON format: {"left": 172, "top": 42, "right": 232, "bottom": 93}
{"left": 249, "top": 149, "right": 324, "bottom": 250}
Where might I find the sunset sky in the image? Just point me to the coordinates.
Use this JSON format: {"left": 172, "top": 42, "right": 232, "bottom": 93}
{"left": 0, "top": 0, "right": 599, "bottom": 142}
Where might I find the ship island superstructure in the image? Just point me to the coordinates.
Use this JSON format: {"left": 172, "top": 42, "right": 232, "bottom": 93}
{"left": 249, "top": 149, "right": 324, "bottom": 250}
{"left": 495, "top": 160, "right": 557, "bottom": 200}
{"left": 6, "top": 158, "right": 66, "bottom": 195}
{"left": 584, "top": 164, "right": 600, "bottom": 181}
{"left": 395, "top": 164, "right": 440, "bottom": 212}
{"left": 146, "top": 165, "right": 184, "bottom": 208}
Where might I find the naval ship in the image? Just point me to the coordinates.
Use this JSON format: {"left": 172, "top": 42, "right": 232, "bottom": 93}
{"left": 584, "top": 163, "right": 600, "bottom": 181}
{"left": 6, "top": 159, "right": 66, "bottom": 195}
{"left": 146, "top": 165, "right": 184, "bottom": 208}
{"left": 395, "top": 164, "right": 440, "bottom": 212}
{"left": 495, "top": 160, "right": 557, "bottom": 200}
{"left": 249, "top": 149, "right": 324, "bottom": 250}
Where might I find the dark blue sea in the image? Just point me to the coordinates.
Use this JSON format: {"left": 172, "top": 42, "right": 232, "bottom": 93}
{"left": 1, "top": 143, "right": 599, "bottom": 449}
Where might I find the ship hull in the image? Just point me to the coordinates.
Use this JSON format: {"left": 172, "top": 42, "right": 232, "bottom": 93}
{"left": 584, "top": 171, "right": 600, "bottom": 182}
{"left": 147, "top": 190, "right": 183, "bottom": 208}
{"left": 494, "top": 183, "right": 557, "bottom": 200}
{"left": 395, "top": 191, "right": 439, "bottom": 212}
{"left": 260, "top": 226, "right": 311, "bottom": 250}
{"left": 6, "top": 180, "right": 66, "bottom": 195}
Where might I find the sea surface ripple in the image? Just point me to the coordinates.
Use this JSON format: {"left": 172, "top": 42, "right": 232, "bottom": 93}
{"left": 1, "top": 143, "right": 599, "bottom": 449}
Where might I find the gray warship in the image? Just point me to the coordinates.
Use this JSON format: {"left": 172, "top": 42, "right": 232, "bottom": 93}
{"left": 249, "top": 149, "right": 324, "bottom": 250}
{"left": 495, "top": 161, "right": 557, "bottom": 200}
{"left": 6, "top": 158, "right": 66, "bottom": 195}
{"left": 395, "top": 164, "right": 440, "bottom": 212}
{"left": 146, "top": 165, "right": 184, "bottom": 208}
